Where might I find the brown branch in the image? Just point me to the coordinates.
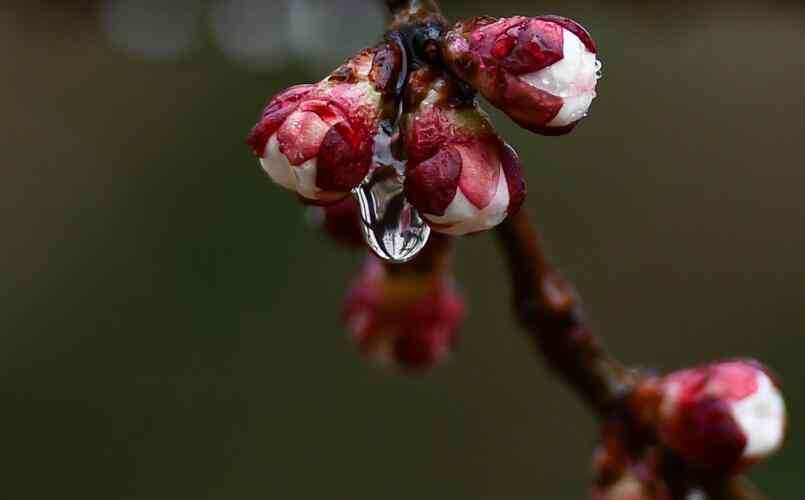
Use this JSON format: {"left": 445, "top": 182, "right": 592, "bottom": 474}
{"left": 495, "top": 210, "right": 635, "bottom": 414}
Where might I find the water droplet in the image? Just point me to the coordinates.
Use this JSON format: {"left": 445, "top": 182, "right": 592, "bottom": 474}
{"left": 595, "top": 59, "right": 603, "bottom": 80}
{"left": 353, "top": 166, "right": 431, "bottom": 263}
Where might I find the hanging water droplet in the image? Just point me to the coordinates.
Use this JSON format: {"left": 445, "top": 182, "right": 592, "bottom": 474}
{"left": 594, "top": 59, "right": 603, "bottom": 80}
{"left": 353, "top": 166, "right": 431, "bottom": 263}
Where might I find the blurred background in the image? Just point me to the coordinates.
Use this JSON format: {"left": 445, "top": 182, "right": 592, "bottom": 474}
{"left": 2, "top": 0, "right": 804, "bottom": 498}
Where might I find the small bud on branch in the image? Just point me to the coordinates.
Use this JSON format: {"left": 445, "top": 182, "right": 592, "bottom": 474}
{"left": 654, "top": 360, "right": 786, "bottom": 474}
{"left": 247, "top": 43, "right": 402, "bottom": 204}
{"left": 443, "top": 16, "right": 601, "bottom": 135}
{"left": 402, "top": 68, "right": 526, "bottom": 235}
{"left": 343, "top": 237, "right": 464, "bottom": 372}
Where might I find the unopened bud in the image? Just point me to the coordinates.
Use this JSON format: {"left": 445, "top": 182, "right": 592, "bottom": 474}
{"left": 247, "top": 43, "right": 402, "bottom": 203}
{"left": 657, "top": 360, "right": 786, "bottom": 473}
{"left": 343, "top": 255, "right": 464, "bottom": 372}
{"left": 402, "top": 72, "right": 526, "bottom": 235}
{"left": 443, "top": 16, "right": 600, "bottom": 135}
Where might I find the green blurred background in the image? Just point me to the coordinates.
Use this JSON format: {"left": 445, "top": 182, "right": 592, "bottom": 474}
{"left": 2, "top": 0, "right": 803, "bottom": 498}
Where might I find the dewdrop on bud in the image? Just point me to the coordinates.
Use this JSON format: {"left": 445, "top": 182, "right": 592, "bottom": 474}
{"left": 342, "top": 256, "right": 465, "bottom": 373}
{"left": 402, "top": 72, "right": 526, "bottom": 235}
{"left": 443, "top": 15, "right": 600, "bottom": 135}
{"left": 247, "top": 43, "right": 402, "bottom": 204}
{"left": 657, "top": 360, "right": 786, "bottom": 473}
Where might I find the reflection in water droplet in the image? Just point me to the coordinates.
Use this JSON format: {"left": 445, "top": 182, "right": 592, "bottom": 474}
{"left": 353, "top": 166, "right": 431, "bottom": 263}
{"left": 595, "top": 59, "right": 604, "bottom": 80}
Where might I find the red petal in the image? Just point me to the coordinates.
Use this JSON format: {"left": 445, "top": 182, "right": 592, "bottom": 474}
{"left": 501, "top": 73, "right": 563, "bottom": 131}
{"left": 455, "top": 142, "right": 501, "bottom": 209}
{"left": 246, "top": 84, "right": 314, "bottom": 157}
{"left": 664, "top": 397, "right": 747, "bottom": 473}
{"left": 500, "top": 19, "right": 564, "bottom": 75}
{"left": 404, "top": 147, "right": 462, "bottom": 216}
{"left": 276, "top": 111, "right": 330, "bottom": 166}
{"left": 538, "top": 15, "right": 597, "bottom": 53}
{"left": 500, "top": 142, "right": 526, "bottom": 214}
{"left": 395, "top": 285, "right": 464, "bottom": 372}
{"left": 316, "top": 125, "right": 371, "bottom": 192}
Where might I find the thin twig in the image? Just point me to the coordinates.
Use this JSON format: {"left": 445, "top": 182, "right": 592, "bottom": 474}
{"left": 496, "top": 210, "right": 635, "bottom": 414}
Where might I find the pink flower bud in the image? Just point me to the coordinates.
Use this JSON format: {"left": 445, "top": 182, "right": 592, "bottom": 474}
{"left": 657, "top": 360, "right": 786, "bottom": 473}
{"left": 443, "top": 16, "right": 600, "bottom": 135}
{"left": 343, "top": 256, "right": 465, "bottom": 373}
{"left": 402, "top": 75, "right": 526, "bottom": 235}
{"left": 247, "top": 43, "right": 402, "bottom": 204}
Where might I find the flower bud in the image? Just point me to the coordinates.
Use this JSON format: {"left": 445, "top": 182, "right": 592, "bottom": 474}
{"left": 443, "top": 16, "right": 600, "bottom": 135}
{"left": 657, "top": 360, "right": 786, "bottom": 473}
{"left": 343, "top": 255, "right": 464, "bottom": 373}
{"left": 247, "top": 43, "right": 402, "bottom": 204}
{"left": 402, "top": 72, "right": 526, "bottom": 236}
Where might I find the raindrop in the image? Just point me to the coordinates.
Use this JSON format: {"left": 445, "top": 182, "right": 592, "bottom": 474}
{"left": 353, "top": 166, "right": 431, "bottom": 264}
{"left": 595, "top": 59, "right": 604, "bottom": 80}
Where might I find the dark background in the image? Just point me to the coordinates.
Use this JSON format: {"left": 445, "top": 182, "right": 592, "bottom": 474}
{"left": 2, "top": 0, "right": 803, "bottom": 498}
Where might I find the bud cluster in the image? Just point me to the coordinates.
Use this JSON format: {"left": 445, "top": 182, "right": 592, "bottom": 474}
{"left": 247, "top": 13, "right": 600, "bottom": 239}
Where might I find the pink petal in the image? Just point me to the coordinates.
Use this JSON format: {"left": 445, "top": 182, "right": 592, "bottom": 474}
{"left": 455, "top": 142, "right": 501, "bottom": 209}
{"left": 277, "top": 110, "right": 330, "bottom": 166}
{"left": 315, "top": 124, "right": 371, "bottom": 192}
{"left": 246, "top": 84, "right": 314, "bottom": 157}
{"left": 404, "top": 147, "right": 462, "bottom": 216}
{"left": 500, "top": 142, "right": 526, "bottom": 214}
{"left": 538, "top": 15, "right": 597, "bottom": 53}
